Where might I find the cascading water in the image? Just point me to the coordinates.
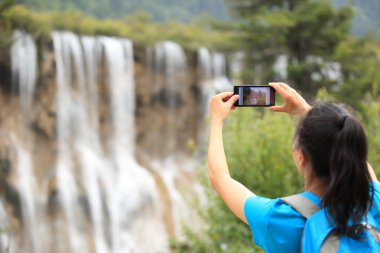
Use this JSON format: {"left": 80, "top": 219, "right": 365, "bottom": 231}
{"left": 52, "top": 31, "right": 88, "bottom": 253}
{"left": 197, "top": 48, "right": 234, "bottom": 112}
{"left": 273, "top": 55, "right": 288, "bottom": 80}
{"left": 11, "top": 31, "right": 37, "bottom": 110}
{"left": 197, "top": 48, "right": 232, "bottom": 92}
{"left": 2, "top": 29, "right": 214, "bottom": 253}
{"left": 79, "top": 35, "right": 108, "bottom": 253}
{"left": 196, "top": 47, "right": 215, "bottom": 147}
{"left": 99, "top": 36, "right": 165, "bottom": 253}
{"left": 145, "top": 41, "right": 207, "bottom": 239}
{"left": 0, "top": 200, "right": 10, "bottom": 252}
{"left": 197, "top": 47, "right": 214, "bottom": 110}
{"left": 9, "top": 30, "right": 40, "bottom": 253}
{"left": 3, "top": 31, "right": 167, "bottom": 253}
{"left": 229, "top": 51, "right": 245, "bottom": 85}
{"left": 52, "top": 32, "right": 165, "bottom": 253}
{"left": 211, "top": 52, "right": 231, "bottom": 91}
{"left": 153, "top": 41, "right": 188, "bottom": 154}
{"left": 198, "top": 47, "right": 214, "bottom": 109}
{"left": 198, "top": 47, "right": 213, "bottom": 86}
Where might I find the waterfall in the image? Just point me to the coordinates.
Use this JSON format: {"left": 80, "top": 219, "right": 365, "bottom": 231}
{"left": 146, "top": 41, "right": 206, "bottom": 238}
{"left": 153, "top": 41, "right": 188, "bottom": 154}
{"left": 51, "top": 32, "right": 164, "bottom": 253}
{"left": 273, "top": 55, "right": 288, "bottom": 80}
{"left": 52, "top": 31, "right": 90, "bottom": 253}
{"left": 4, "top": 31, "right": 167, "bottom": 253}
{"left": 198, "top": 47, "right": 213, "bottom": 88}
{"left": 79, "top": 35, "right": 108, "bottom": 253}
{"left": 211, "top": 52, "right": 231, "bottom": 91}
{"left": 4, "top": 29, "right": 212, "bottom": 253}
{"left": 197, "top": 48, "right": 233, "bottom": 110}
{"left": 230, "top": 51, "right": 245, "bottom": 85}
{"left": 0, "top": 201, "right": 10, "bottom": 252}
{"left": 9, "top": 30, "right": 40, "bottom": 253}
{"left": 11, "top": 31, "right": 37, "bottom": 110}
{"left": 99, "top": 36, "right": 164, "bottom": 253}
{"left": 197, "top": 48, "right": 232, "bottom": 92}
{"left": 197, "top": 47, "right": 214, "bottom": 122}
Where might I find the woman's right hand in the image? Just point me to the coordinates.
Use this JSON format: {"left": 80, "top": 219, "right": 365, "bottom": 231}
{"left": 210, "top": 92, "right": 239, "bottom": 124}
{"left": 269, "top": 82, "right": 312, "bottom": 116}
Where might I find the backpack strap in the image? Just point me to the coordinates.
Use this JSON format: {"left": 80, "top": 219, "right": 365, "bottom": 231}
{"left": 320, "top": 233, "right": 340, "bottom": 253}
{"left": 282, "top": 195, "right": 340, "bottom": 253}
{"left": 365, "top": 213, "right": 380, "bottom": 244}
{"left": 368, "top": 225, "right": 380, "bottom": 244}
{"left": 281, "top": 194, "right": 320, "bottom": 218}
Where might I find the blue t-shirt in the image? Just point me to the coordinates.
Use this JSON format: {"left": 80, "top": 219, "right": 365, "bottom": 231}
{"left": 244, "top": 182, "right": 380, "bottom": 253}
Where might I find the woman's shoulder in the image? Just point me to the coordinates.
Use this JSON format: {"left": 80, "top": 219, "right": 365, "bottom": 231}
{"left": 371, "top": 181, "right": 380, "bottom": 210}
{"left": 244, "top": 192, "right": 317, "bottom": 218}
{"left": 244, "top": 194, "right": 308, "bottom": 234}
{"left": 244, "top": 194, "right": 306, "bottom": 253}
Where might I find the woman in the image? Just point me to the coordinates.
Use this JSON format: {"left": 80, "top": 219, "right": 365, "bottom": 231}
{"left": 208, "top": 82, "right": 379, "bottom": 252}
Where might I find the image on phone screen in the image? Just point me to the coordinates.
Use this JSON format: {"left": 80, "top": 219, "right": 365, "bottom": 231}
{"left": 234, "top": 86, "right": 275, "bottom": 107}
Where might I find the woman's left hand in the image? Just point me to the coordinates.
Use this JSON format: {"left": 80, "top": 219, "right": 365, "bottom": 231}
{"left": 210, "top": 92, "right": 240, "bottom": 123}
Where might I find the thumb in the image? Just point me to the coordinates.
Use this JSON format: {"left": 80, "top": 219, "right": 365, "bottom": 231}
{"left": 227, "top": 94, "right": 239, "bottom": 108}
{"left": 269, "top": 105, "right": 285, "bottom": 112}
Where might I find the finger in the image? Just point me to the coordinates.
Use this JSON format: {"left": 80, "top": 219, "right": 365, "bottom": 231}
{"left": 218, "top": 92, "right": 234, "bottom": 100}
{"left": 269, "top": 83, "right": 286, "bottom": 93}
{"left": 270, "top": 83, "right": 288, "bottom": 97}
{"left": 269, "top": 105, "right": 285, "bottom": 112}
{"left": 278, "top": 82, "right": 292, "bottom": 91}
{"left": 226, "top": 94, "right": 240, "bottom": 108}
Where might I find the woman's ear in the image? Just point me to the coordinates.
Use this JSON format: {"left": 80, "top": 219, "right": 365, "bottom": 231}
{"left": 292, "top": 148, "right": 309, "bottom": 174}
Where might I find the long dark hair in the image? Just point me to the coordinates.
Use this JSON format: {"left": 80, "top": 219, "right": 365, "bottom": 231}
{"left": 295, "top": 102, "right": 373, "bottom": 237}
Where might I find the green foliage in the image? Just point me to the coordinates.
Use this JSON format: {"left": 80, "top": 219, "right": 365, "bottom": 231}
{"left": 228, "top": 0, "right": 380, "bottom": 105}
{"left": 227, "top": 0, "right": 353, "bottom": 97}
{"left": 333, "top": 35, "right": 380, "bottom": 108}
{"left": 224, "top": 109, "right": 303, "bottom": 197}
{"left": 174, "top": 108, "right": 303, "bottom": 253}
{"left": 0, "top": 0, "right": 15, "bottom": 66}
{"left": 15, "top": 0, "right": 229, "bottom": 22}
{"left": 0, "top": 1, "right": 233, "bottom": 51}
{"left": 2, "top": 4, "right": 236, "bottom": 50}
{"left": 358, "top": 97, "right": 380, "bottom": 169}
{"left": 0, "top": 0, "right": 15, "bottom": 34}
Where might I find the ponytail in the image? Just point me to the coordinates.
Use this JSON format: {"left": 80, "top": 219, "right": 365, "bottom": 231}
{"left": 296, "top": 103, "right": 373, "bottom": 237}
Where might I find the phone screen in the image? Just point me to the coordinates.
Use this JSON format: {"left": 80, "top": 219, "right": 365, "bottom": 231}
{"left": 234, "top": 85, "right": 275, "bottom": 107}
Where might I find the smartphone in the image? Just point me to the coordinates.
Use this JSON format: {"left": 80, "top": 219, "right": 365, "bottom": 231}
{"left": 234, "top": 85, "right": 275, "bottom": 107}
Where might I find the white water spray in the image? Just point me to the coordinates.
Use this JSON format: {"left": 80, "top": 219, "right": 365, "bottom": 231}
{"left": 9, "top": 30, "right": 40, "bottom": 253}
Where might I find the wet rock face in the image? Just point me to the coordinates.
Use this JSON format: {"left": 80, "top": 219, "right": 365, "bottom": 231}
{"left": 0, "top": 45, "right": 12, "bottom": 94}
{"left": 134, "top": 44, "right": 201, "bottom": 158}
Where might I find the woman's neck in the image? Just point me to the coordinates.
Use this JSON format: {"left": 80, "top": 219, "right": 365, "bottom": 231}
{"left": 304, "top": 175, "right": 328, "bottom": 198}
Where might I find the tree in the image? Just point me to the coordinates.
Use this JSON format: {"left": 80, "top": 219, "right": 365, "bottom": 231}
{"left": 227, "top": 0, "right": 353, "bottom": 97}
{"left": 0, "top": 0, "right": 16, "bottom": 90}
{"left": 333, "top": 35, "right": 380, "bottom": 108}
{"left": 15, "top": 0, "right": 229, "bottom": 22}
{"left": 0, "top": 0, "right": 16, "bottom": 55}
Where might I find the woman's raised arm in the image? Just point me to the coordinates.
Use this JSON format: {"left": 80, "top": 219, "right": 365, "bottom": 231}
{"left": 208, "top": 92, "right": 254, "bottom": 224}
